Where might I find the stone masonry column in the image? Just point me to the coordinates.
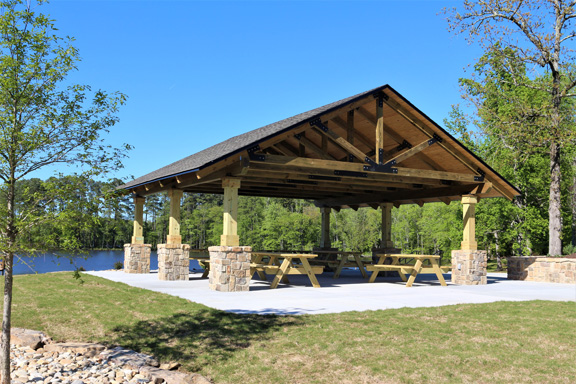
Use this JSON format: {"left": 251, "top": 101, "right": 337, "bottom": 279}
{"left": 451, "top": 249, "right": 487, "bottom": 285}
{"left": 124, "top": 196, "right": 151, "bottom": 273}
{"left": 124, "top": 243, "right": 151, "bottom": 274}
{"left": 158, "top": 243, "right": 190, "bottom": 280}
{"left": 452, "top": 195, "right": 487, "bottom": 285}
{"left": 208, "top": 246, "right": 251, "bottom": 292}
{"left": 157, "top": 189, "right": 190, "bottom": 280}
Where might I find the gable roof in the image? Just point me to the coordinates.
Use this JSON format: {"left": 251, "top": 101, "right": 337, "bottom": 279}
{"left": 121, "top": 85, "right": 384, "bottom": 190}
{"left": 120, "top": 84, "right": 520, "bottom": 208}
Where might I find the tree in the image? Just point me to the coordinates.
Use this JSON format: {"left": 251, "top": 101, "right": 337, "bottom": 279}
{"left": 0, "top": 1, "right": 129, "bottom": 382}
{"left": 446, "top": 0, "right": 576, "bottom": 255}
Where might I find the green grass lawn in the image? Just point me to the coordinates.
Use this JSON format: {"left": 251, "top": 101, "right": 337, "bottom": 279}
{"left": 4, "top": 272, "right": 576, "bottom": 383}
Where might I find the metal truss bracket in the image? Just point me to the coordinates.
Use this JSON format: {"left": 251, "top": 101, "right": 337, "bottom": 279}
{"left": 372, "top": 92, "right": 389, "bottom": 107}
{"left": 309, "top": 175, "right": 341, "bottom": 182}
{"left": 397, "top": 140, "right": 412, "bottom": 151}
{"left": 334, "top": 170, "right": 367, "bottom": 178}
{"left": 247, "top": 145, "right": 265, "bottom": 161}
{"left": 428, "top": 133, "right": 443, "bottom": 146}
{"left": 474, "top": 168, "right": 486, "bottom": 182}
{"left": 363, "top": 159, "right": 398, "bottom": 174}
{"left": 310, "top": 119, "right": 328, "bottom": 132}
{"left": 378, "top": 148, "right": 384, "bottom": 163}
{"left": 287, "top": 179, "right": 318, "bottom": 185}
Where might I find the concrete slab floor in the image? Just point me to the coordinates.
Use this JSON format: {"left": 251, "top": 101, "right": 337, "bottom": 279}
{"left": 86, "top": 269, "right": 576, "bottom": 315}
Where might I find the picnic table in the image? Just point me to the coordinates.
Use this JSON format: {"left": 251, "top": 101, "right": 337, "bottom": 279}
{"left": 367, "top": 254, "right": 451, "bottom": 287}
{"left": 311, "top": 250, "right": 368, "bottom": 279}
{"left": 189, "top": 251, "right": 210, "bottom": 278}
{"left": 250, "top": 252, "right": 323, "bottom": 289}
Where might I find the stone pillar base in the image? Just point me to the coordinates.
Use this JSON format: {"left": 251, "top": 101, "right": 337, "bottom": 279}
{"left": 124, "top": 244, "right": 151, "bottom": 274}
{"left": 158, "top": 243, "right": 190, "bottom": 280}
{"left": 451, "top": 249, "right": 487, "bottom": 285}
{"left": 208, "top": 246, "right": 251, "bottom": 292}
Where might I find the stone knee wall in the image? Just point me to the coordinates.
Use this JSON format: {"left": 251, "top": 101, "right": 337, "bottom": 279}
{"left": 451, "top": 250, "right": 487, "bottom": 285}
{"left": 507, "top": 257, "right": 576, "bottom": 283}
{"left": 124, "top": 244, "right": 151, "bottom": 274}
{"left": 157, "top": 244, "right": 190, "bottom": 281}
{"left": 208, "top": 246, "right": 251, "bottom": 292}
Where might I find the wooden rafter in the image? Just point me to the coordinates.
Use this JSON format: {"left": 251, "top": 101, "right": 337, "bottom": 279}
{"left": 311, "top": 123, "right": 372, "bottom": 164}
{"left": 271, "top": 144, "right": 291, "bottom": 156}
{"left": 295, "top": 133, "right": 336, "bottom": 160}
{"left": 275, "top": 142, "right": 299, "bottom": 157}
{"left": 331, "top": 116, "right": 373, "bottom": 150}
{"left": 385, "top": 136, "right": 439, "bottom": 165}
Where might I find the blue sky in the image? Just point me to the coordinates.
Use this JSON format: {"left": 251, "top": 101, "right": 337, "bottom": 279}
{"left": 42, "top": 0, "right": 481, "bottom": 181}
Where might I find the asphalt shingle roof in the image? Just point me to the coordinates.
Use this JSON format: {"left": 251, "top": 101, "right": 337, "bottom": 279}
{"left": 120, "top": 85, "right": 388, "bottom": 190}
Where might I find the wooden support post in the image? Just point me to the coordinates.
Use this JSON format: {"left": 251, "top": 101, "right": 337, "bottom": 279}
{"left": 380, "top": 202, "right": 394, "bottom": 248}
{"left": 320, "top": 207, "right": 331, "bottom": 248}
{"left": 376, "top": 97, "right": 384, "bottom": 164}
{"left": 461, "top": 195, "right": 478, "bottom": 250}
{"left": 167, "top": 189, "right": 183, "bottom": 245}
{"left": 221, "top": 178, "right": 241, "bottom": 246}
{"left": 131, "top": 196, "right": 145, "bottom": 244}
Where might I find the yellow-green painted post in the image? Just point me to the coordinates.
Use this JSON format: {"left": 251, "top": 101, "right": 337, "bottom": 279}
{"left": 221, "top": 178, "right": 241, "bottom": 246}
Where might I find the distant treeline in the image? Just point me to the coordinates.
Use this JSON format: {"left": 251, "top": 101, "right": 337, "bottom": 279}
{"left": 11, "top": 167, "right": 576, "bottom": 261}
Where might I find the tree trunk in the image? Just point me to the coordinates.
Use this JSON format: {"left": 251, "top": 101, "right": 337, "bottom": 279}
{"left": 0, "top": 253, "right": 13, "bottom": 384}
{"left": 1, "top": 177, "right": 16, "bottom": 384}
{"left": 549, "top": 141, "right": 563, "bottom": 255}
{"left": 495, "top": 231, "right": 502, "bottom": 271}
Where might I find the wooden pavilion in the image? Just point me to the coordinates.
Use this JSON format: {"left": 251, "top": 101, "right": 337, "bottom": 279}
{"left": 120, "top": 84, "right": 520, "bottom": 288}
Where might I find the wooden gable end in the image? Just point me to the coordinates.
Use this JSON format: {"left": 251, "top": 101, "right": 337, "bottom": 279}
{"left": 128, "top": 86, "right": 519, "bottom": 208}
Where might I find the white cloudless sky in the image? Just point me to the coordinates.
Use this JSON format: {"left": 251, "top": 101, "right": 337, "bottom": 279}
{"left": 38, "top": 0, "right": 481, "bottom": 181}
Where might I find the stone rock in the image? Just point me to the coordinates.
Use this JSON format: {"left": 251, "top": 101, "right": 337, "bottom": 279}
{"left": 140, "top": 366, "right": 211, "bottom": 384}
{"left": 10, "top": 328, "right": 51, "bottom": 350}
{"left": 44, "top": 342, "right": 106, "bottom": 357}
{"left": 104, "top": 347, "right": 160, "bottom": 369}
{"left": 160, "top": 362, "right": 181, "bottom": 371}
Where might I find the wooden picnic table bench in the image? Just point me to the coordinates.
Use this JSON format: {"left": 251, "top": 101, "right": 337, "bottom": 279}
{"left": 189, "top": 250, "right": 210, "bottom": 278}
{"left": 367, "top": 254, "right": 450, "bottom": 287}
{"left": 250, "top": 252, "right": 323, "bottom": 288}
{"left": 310, "top": 250, "right": 367, "bottom": 279}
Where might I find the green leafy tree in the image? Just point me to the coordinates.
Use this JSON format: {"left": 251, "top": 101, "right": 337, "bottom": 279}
{"left": 0, "top": 1, "right": 129, "bottom": 382}
{"left": 446, "top": 44, "right": 575, "bottom": 256}
{"left": 446, "top": 0, "right": 576, "bottom": 255}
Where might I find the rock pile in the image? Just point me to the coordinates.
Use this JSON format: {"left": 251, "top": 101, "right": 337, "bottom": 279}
{"left": 8, "top": 328, "right": 211, "bottom": 384}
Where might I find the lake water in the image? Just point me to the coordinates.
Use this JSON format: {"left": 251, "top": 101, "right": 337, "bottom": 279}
{"left": 12, "top": 250, "right": 208, "bottom": 275}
